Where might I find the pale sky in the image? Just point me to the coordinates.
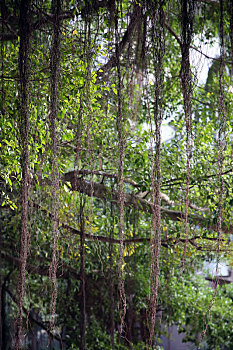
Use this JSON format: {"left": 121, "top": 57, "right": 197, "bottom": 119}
{"left": 161, "top": 38, "right": 220, "bottom": 143}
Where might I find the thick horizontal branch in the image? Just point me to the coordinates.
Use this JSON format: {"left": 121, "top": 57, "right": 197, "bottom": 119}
{"left": 34, "top": 203, "right": 223, "bottom": 250}
{"left": 64, "top": 170, "right": 191, "bottom": 220}
{"left": 32, "top": 204, "right": 230, "bottom": 254}
{"left": 63, "top": 171, "right": 233, "bottom": 234}
{"left": 62, "top": 225, "right": 226, "bottom": 250}
{"left": 4, "top": 204, "right": 228, "bottom": 278}
{"left": 69, "top": 169, "right": 139, "bottom": 187}
{"left": 67, "top": 169, "right": 208, "bottom": 212}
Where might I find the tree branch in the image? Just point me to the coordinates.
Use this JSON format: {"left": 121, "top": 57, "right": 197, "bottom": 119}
{"left": 30, "top": 203, "right": 231, "bottom": 255}
{"left": 97, "top": 4, "right": 142, "bottom": 78}
{"left": 162, "top": 168, "right": 232, "bottom": 189}
{"left": 63, "top": 171, "right": 233, "bottom": 234}
{"left": 0, "top": 11, "right": 74, "bottom": 41}
{"left": 63, "top": 170, "right": 208, "bottom": 212}
{"left": 165, "top": 22, "right": 232, "bottom": 65}
{"left": 4, "top": 287, "right": 62, "bottom": 343}
{"left": 2, "top": 251, "right": 79, "bottom": 279}
{"left": 164, "top": 22, "right": 182, "bottom": 47}
{"left": 33, "top": 203, "right": 225, "bottom": 251}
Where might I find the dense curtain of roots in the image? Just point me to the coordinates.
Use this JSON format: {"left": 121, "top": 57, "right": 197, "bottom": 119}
{"left": 2, "top": 0, "right": 231, "bottom": 348}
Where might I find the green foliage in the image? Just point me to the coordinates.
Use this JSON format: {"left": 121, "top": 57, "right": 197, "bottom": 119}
{"left": 1, "top": 0, "right": 233, "bottom": 349}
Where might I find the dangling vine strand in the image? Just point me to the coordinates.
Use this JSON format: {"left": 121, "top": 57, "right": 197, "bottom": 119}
{"left": 115, "top": 0, "right": 127, "bottom": 336}
{"left": 200, "top": 0, "right": 227, "bottom": 345}
{"left": 48, "top": 0, "right": 61, "bottom": 329}
{"left": 148, "top": 0, "right": 165, "bottom": 347}
{"left": 180, "top": 0, "right": 195, "bottom": 273}
{"left": 15, "top": 0, "right": 31, "bottom": 348}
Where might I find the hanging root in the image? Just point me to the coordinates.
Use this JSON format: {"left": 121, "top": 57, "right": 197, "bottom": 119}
{"left": 148, "top": 0, "right": 164, "bottom": 347}
{"left": 15, "top": 0, "right": 31, "bottom": 348}
{"left": 48, "top": 0, "right": 61, "bottom": 328}
{"left": 115, "top": 0, "right": 127, "bottom": 336}
{"left": 79, "top": 198, "right": 86, "bottom": 350}
{"left": 200, "top": 0, "right": 226, "bottom": 344}
{"left": 228, "top": 0, "right": 233, "bottom": 75}
{"left": 180, "top": 0, "right": 195, "bottom": 273}
{"left": 109, "top": 201, "right": 115, "bottom": 350}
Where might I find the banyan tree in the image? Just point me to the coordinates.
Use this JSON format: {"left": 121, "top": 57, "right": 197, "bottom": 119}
{"left": 1, "top": 0, "right": 233, "bottom": 349}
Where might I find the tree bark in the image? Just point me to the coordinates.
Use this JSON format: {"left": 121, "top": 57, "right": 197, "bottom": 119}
{"left": 63, "top": 172, "right": 233, "bottom": 234}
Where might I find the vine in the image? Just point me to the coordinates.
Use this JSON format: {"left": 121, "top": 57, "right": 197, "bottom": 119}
{"left": 115, "top": 0, "right": 127, "bottom": 336}
{"left": 48, "top": 0, "right": 61, "bottom": 328}
{"left": 148, "top": 0, "right": 164, "bottom": 347}
{"left": 0, "top": 0, "right": 232, "bottom": 348}
{"left": 200, "top": 0, "right": 227, "bottom": 345}
{"left": 0, "top": 1, "right": 5, "bottom": 346}
{"left": 180, "top": 0, "right": 195, "bottom": 272}
{"left": 15, "top": 0, "right": 31, "bottom": 348}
